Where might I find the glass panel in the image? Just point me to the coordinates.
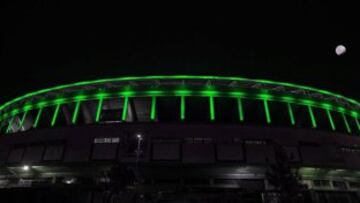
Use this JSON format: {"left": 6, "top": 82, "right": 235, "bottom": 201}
{"left": 131, "top": 97, "right": 152, "bottom": 122}
{"left": 99, "top": 98, "right": 123, "bottom": 123}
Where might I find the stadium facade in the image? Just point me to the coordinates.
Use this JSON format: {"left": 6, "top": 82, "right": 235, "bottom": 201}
{"left": 0, "top": 75, "right": 359, "bottom": 202}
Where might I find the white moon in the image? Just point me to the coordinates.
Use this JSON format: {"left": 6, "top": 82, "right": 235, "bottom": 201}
{"left": 335, "top": 45, "right": 346, "bottom": 56}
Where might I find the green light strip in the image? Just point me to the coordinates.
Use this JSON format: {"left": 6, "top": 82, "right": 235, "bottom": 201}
{"left": 1, "top": 75, "right": 358, "bottom": 114}
{"left": 33, "top": 108, "right": 43, "bottom": 128}
{"left": 6, "top": 117, "right": 14, "bottom": 133}
{"left": 342, "top": 113, "right": 351, "bottom": 134}
{"left": 263, "top": 100, "right": 271, "bottom": 124}
{"left": 19, "top": 110, "right": 29, "bottom": 130}
{"left": 121, "top": 96, "right": 129, "bottom": 121}
{"left": 237, "top": 97, "right": 244, "bottom": 122}
{"left": 0, "top": 89, "right": 358, "bottom": 123}
{"left": 51, "top": 104, "right": 61, "bottom": 127}
{"left": 72, "top": 101, "right": 81, "bottom": 124}
{"left": 180, "top": 96, "right": 185, "bottom": 121}
{"left": 326, "top": 109, "right": 336, "bottom": 131}
{"left": 209, "top": 96, "right": 215, "bottom": 121}
{"left": 308, "top": 106, "right": 317, "bottom": 128}
{"left": 287, "top": 103, "right": 296, "bottom": 126}
{"left": 95, "top": 98, "right": 104, "bottom": 123}
{"left": 150, "top": 96, "right": 156, "bottom": 121}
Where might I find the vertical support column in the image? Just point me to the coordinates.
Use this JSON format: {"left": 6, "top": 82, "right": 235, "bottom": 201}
{"left": 19, "top": 110, "right": 29, "bottom": 131}
{"left": 326, "top": 109, "right": 336, "bottom": 131}
{"left": 150, "top": 96, "right": 156, "bottom": 121}
{"left": 33, "top": 108, "right": 43, "bottom": 128}
{"left": 180, "top": 96, "right": 185, "bottom": 121}
{"left": 72, "top": 100, "right": 81, "bottom": 124}
{"left": 263, "top": 100, "right": 271, "bottom": 124}
{"left": 342, "top": 113, "right": 351, "bottom": 134}
{"left": 122, "top": 96, "right": 129, "bottom": 121}
{"left": 209, "top": 96, "right": 215, "bottom": 121}
{"left": 51, "top": 103, "right": 61, "bottom": 127}
{"left": 308, "top": 106, "right": 317, "bottom": 128}
{"left": 6, "top": 117, "right": 14, "bottom": 134}
{"left": 287, "top": 103, "right": 296, "bottom": 126}
{"left": 237, "top": 97, "right": 244, "bottom": 122}
{"left": 95, "top": 97, "right": 104, "bottom": 123}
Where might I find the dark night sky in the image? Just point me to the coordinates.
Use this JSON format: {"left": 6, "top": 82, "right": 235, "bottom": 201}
{"left": 1, "top": 1, "right": 359, "bottom": 103}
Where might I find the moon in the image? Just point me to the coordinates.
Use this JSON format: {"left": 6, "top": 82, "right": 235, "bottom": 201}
{"left": 335, "top": 45, "right": 346, "bottom": 56}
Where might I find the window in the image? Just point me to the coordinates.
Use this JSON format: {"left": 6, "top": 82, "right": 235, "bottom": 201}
{"left": 313, "top": 180, "right": 330, "bottom": 187}
{"left": 99, "top": 98, "right": 124, "bottom": 123}
{"left": 130, "top": 97, "right": 152, "bottom": 122}
{"left": 332, "top": 181, "right": 346, "bottom": 189}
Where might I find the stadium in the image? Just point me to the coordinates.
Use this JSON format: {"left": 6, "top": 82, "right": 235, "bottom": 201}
{"left": 0, "top": 75, "right": 359, "bottom": 202}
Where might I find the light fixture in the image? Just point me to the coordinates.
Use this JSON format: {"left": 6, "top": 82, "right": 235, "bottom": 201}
{"left": 22, "top": 165, "right": 30, "bottom": 171}
{"left": 136, "top": 133, "right": 143, "bottom": 140}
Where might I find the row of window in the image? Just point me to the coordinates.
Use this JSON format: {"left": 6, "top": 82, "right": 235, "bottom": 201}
{"left": 0, "top": 96, "right": 359, "bottom": 135}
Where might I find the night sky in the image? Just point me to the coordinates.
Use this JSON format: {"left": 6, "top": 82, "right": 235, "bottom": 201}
{"left": 1, "top": 1, "right": 359, "bottom": 103}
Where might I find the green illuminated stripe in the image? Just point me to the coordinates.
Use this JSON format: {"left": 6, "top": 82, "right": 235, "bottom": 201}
{"left": 180, "top": 96, "right": 185, "bottom": 121}
{"left": 209, "top": 96, "right": 215, "bottom": 121}
{"left": 150, "top": 96, "right": 156, "bottom": 121}
{"left": 237, "top": 97, "right": 244, "bottom": 122}
{"left": 287, "top": 103, "right": 296, "bottom": 126}
{"left": 122, "top": 96, "right": 129, "bottom": 121}
{"left": 33, "top": 108, "right": 43, "bottom": 128}
{"left": 308, "top": 106, "right": 317, "bottom": 128}
{"left": 95, "top": 98, "right": 104, "bottom": 122}
{"left": 263, "top": 100, "right": 271, "bottom": 124}
{"left": 342, "top": 113, "right": 351, "bottom": 134}
{"left": 51, "top": 104, "right": 61, "bottom": 126}
{"left": 19, "top": 110, "right": 29, "bottom": 130}
{"left": 1, "top": 75, "right": 359, "bottom": 114}
{"left": 6, "top": 117, "right": 15, "bottom": 133}
{"left": 326, "top": 109, "right": 336, "bottom": 131}
{"left": 72, "top": 101, "right": 81, "bottom": 124}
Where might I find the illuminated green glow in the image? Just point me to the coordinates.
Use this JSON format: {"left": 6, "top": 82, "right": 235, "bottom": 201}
{"left": 72, "top": 101, "right": 81, "bottom": 124}
{"left": 287, "top": 103, "right": 296, "bottom": 126}
{"left": 1, "top": 75, "right": 358, "bottom": 114}
{"left": 326, "top": 109, "right": 336, "bottom": 131}
{"left": 95, "top": 98, "right": 104, "bottom": 122}
{"left": 150, "top": 96, "right": 156, "bottom": 121}
{"left": 342, "top": 113, "right": 351, "bottom": 134}
{"left": 19, "top": 110, "right": 29, "bottom": 130}
{"left": 33, "top": 108, "right": 43, "bottom": 128}
{"left": 51, "top": 104, "right": 61, "bottom": 127}
{"left": 180, "top": 96, "right": 185, "bottom": 121}
{"left": 263, "top": 100, "right": 271, "bottom": 124}
{"left": 308, "top": 106, "right": 317, "bottom": 128}
{"left": 6, "top": 117, "right": 14, "bottom": 133}
{"left": 209, "top": 96, "right": 215, "bottom": 121}
{"left": 122, "top": 96, "right": 129, "bottom": 121}
{"left": 237, "top": 97, "right": 244, "bottom": 122}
